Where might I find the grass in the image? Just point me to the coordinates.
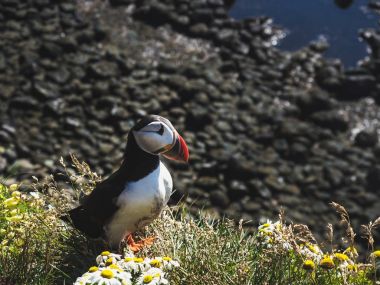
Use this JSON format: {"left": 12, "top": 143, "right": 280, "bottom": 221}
{"left": 0, "top": 156, "right": 379, "bottom": 284}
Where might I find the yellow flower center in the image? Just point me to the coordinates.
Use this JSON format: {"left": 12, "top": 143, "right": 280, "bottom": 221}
{"left": 101, "top": 269, "right": 114, "bottom": 279}
{"left": 306, "top": 243, "right": 318, "bottom": 254}
{"left": 109, "top": 264, "right": 122, "bottom": 271}
{"left": 89, "top": 266, "right": 98, "bottom": 272}
{"left": 133, "top": 257, "right": 144, "bottom": 263}
{"left": 302, "top": 260, "right": 315, "bottom": 271}
{"left": 105, "top": 258, "right": 114, "bottom": 266}
{"left": 373, "top": 250, "right": 380, "bottom": 258}
{"left": 347, "top": 264, "right": 358, "bottom": 272}
{"left": 143, "top": 275, "right": 153, "bottom": 283}
{"left": 150, "top": 259, "right": 161, "bottom": 268}
{"left": 125, "top": 257, "right": 133, "bottom": 262}
{"left": 344, "top": 246, "right": 358, "bottom": 256}
{"left": 101, "top": 251, "right": 111, "bottom": 256}
{"left": 334, "top": 253, "right": 349, "bottom": 262}
{"left": 320, "top": 257, "right": 335, "bottom": 269}
{"left": 163, "top": 257, "right": 172, "bottom": 261}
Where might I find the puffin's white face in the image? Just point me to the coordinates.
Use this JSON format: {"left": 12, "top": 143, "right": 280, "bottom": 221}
{"left": 133, "top": 121, "right": 175, "bottom": 154}
{"left": 132, "top": 116, "right": 189, "bottom": 162}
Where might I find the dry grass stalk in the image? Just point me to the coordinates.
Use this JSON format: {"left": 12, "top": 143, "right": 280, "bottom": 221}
{"left": 361, "top": 216, "right": 380, "bottom": 251}
{"left": 330, "top": 202, "right": 356, "bottom": 249}
{"left": 293, "top": 224, "right": 317, "bottom": 245}
{"left": 326, "top": 223, "right": 334, "bottom": 252}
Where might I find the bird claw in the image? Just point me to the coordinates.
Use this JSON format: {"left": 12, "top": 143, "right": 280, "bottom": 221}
{"left": 125, "top": 234, "right": 156, "bottom": 252}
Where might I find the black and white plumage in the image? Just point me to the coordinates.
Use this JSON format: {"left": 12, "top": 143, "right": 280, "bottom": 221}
{"left": 68, "top": 115, "right": 189, "bottom": 248}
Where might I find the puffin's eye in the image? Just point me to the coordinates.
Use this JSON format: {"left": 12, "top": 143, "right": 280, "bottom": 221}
{"left": 157, "top": 124, "right": 164, "bottom": 135}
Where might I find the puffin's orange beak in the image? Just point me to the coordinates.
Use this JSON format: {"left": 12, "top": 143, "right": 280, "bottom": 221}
{"left": 163, "top": 133, "right": 189, "bottom": 163}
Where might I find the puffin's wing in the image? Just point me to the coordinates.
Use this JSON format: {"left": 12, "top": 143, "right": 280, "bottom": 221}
{"left": 68, "top": 169, "right": 126, "bottom": 238}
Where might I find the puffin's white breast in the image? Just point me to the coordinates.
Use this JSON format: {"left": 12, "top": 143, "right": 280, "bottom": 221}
{"left": 104, "top": 162, "right": 172, "bottom": 247}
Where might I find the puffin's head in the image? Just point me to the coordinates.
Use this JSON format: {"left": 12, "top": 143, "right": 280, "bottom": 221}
{"left": 132, "top": 115, "right": 189, "bottom": 163}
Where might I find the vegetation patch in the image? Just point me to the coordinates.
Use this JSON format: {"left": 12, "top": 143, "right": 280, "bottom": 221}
{"left": 0, "top": 158, "right": 379, "bottom": 284}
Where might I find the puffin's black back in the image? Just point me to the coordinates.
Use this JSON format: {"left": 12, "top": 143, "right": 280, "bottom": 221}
{"left": 68, "top": 129, "right": 160, "bottom": 238}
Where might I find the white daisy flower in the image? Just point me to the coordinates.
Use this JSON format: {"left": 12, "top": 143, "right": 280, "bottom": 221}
{"left": 119, "top": 256, "right": 150, "bottom": 273}
{"left": 96, "top": 251, "right": 122, "bottom": 267}
{"left": 73, "top": 272, "right": 92, "bottom": 285}
{"left": 145, "top": 256, "right": 180, "bottom": 271}
{"left": 136, "top": 268, "right": 168, "bottom": 285}
{"left": 86, "top": 268, "right": 132, "bottom": 285}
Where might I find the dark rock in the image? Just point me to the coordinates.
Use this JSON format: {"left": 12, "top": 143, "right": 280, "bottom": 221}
{"left": 39, "top": 42, "right": 63, "bottom": 58}
{"left": 209, "top": 190, "right": 230, "bottom": 207}
{"left": 225, "top": 157, "right": 256, "bottom": 180}
{"left": 109, "top": 0, "right": 133, "bottom": 6}
{"left": 289, "top": 143, "right": 308, "bottom": 162}
{"left": 87, "top": 61, "right": 120, "bottom": 79}
{"left": 339, "top": 73, "right": 376, "bottom": 99}
{"left": 47, "top": 67, "right": 71, "bottom": 84}
{"left": 242, "top": 200, "right": 261, "bottom": 213}
{"left": 185, "top": 108, "right": 213, "bottom": 131}
{"left": 297, "top": 89, "right": 335, "bottom": 114}
{"left": 134, "top": 2, "right": 173, "bottom": 27}
{"left": 311, "top": 110, "right": 349, "bottom": 132}
{"left": 366, "top": 166, "right": 380, "bottom": 190}
{"left": 354, "top": 130, "right": 378, "bottom": 148}
{"left": 228, "top": 180, "right": 249, "bottom": 200}
{"left": 189, "top": 23, "right": 210, "bottom": 37}
{"left": 33, "top": 81, "right": 59, "bottom": 99}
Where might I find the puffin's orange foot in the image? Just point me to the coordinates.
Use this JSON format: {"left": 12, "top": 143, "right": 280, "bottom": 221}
{"left": 125, "top": 234, "right": 156, "bottom": 253}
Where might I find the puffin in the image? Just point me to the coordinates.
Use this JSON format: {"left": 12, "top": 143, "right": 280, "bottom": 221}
{"left": 68, "top": 115, "right": 189, "bottom": 250}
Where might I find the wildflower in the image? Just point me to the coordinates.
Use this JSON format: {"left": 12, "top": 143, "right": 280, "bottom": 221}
{"left": 96, "top": 251, "right": 122, "bottom": 266}
{"left": 303, "top": 260, "right": 315, "bottom": 271}
{"left": 299, "top": 243, "right": 323, "bottom": 262}
{"left": 84, "top": 268, "right": 132, "bottom": 285}
{"left": 320, "top": 256, "right": 335, "bottom": 269}
{"left": 101, "top": 269, "right": 115, "bottom": 279}
{"left": 258, "top": 220, "right": 280, "bottom": 234}
{"left": 108, "top": 264, "right": 124, "bottom": 272}
{"left": 150, "top": 258, "right": 162, "bottom": 268}
{"left": 74, "top": 272, "right": 92, "bottom": 285}
{"left": 343, "top": 246, "right": 358, "bottom": 258}
{"left": 334, "top": 253, "right": 350, "bottom": 262}
{"left": 11, "top": 191, "right": 21, "bottom": 198}
{"left": 89, "top": 266, "right": 99, "bottom": 272}
{"left": 373, "top": 250, "right": 380, "bottom": 258}
{"left": 162, "top": 256, "right": 180, "bottom": 270}
{"left": 9, "top": 184, "right": 18, "bottom": 192}
{"left": 106, "top": 257, "right": 117, "bottom": 266}
{"left": 306, "top": 243, "right": 320, "bottom": 255}
{"left": 136, "top": 268, "right": 168, "bottom": 285}
{"left": 347, "top": 264, "right": 358, "bottom": 272}
{"left": 119, "top": 256, "right": 149, "bottom": 273}
{"left": 3, "top": 197, "right": 20, "bottom": 208}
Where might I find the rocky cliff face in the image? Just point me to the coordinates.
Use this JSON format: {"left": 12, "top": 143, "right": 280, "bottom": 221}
{"left": 0, "top": 0, "right": 379, "bottom": 244}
